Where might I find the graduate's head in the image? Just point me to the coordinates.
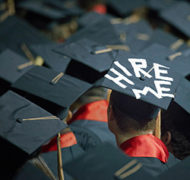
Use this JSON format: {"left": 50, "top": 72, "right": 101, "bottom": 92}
{"left": 161, "top": 78, "right": 190, "bottom": 160}
{"left": 108, "top": 91, "right": 160, "bottom": 135}
{"left": 161, "top": 101, "right": 190, "bottom": 160}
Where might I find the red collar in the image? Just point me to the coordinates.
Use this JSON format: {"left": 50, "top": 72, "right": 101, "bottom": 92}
{"left": 91, "top": 4, "right": 107, "bottom": 14}
{"left": 69, "top": 100, "right": 108, "bottom": 124}
{"left": 41, "top": 132, "right": 77, "bottom": 153}
{"left": 120, "top": 134, "right": 169, "bottom": 163}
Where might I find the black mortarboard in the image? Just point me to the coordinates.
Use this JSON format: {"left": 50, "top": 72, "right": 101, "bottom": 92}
{"left": 53, "top": 38, "right": 118, "bottom": 83}
{"left": 141, "top": 43, "right": 190, "bottom": 77}
{"left": 161, "top": 78, "right": 190, "bottom": 142}
{"left": 62, "top": 143, "right": 155, "bottom": 180}
{"left": 113, "top": 20, "right": 153, "bottom": 53}
{"left": 0, "top": 49, "right": 34, "bottom": 95}
{"left": 174, "top": 78, "right": 190, "bottom": 114}
{"left": 0, "top": 90, "right": 67, "bottom": 154}
{"left": 96, "top": 50, "right": 180, "bottom": 110}
{"left": 63, "top": 18, "right": 121, "bottom": 45}
{"left": 147, "top": 29, "right": 188, "bottom": 51}
{"left": 0, "top": 91, "right": 67, "bottom": 177}
{"left": 181, "top": 48, "right": 190, "bottom": 57}
{"left": 13, "top": 162, "right": 50, "bottom": 180}
{"left": 106, "top": 0, "right": 147, "bottom": 17}
{"left": 30, "top": 43, "right": 70, "bottom": 72}
{"left": 53, "top": 38, "right": 115, "bottom": 72}
{"left": 158, "top": 157, "right": 190, "bottom": 180}
{"left": 11, "top": 66, "right": 92, "bottom": 118}
{"left": 45, "top": 0, "right": 83, "bottom": 16}
{"left": 147, "top": 0, "right": 178, "bottom": 11}
{"left": 0, "top": 16, "right": 51, "bottom": 56}
{"left": 77, "top": 11, "right": 112, "bottom": 28}
{"left": 18, "top": 0, "right": 67, "bottom": 20}
{"left": 0, "top": 49, "right": 33, "bottom": 83}
{"left": 160, "top": 1, "right": 190, "bottom": 38}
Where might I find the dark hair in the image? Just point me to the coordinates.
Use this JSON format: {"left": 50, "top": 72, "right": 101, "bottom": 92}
{"left": 167, "top": 130, "right": 190, "bottom": 160}
{"left": 161, "top": 107, "right": 190, "bottom": 160}
{"left": 111, "top": 102, "right": 156, "bottom": 133}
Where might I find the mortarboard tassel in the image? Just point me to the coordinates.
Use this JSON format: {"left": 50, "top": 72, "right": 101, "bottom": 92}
{"left": 168, "top": 52, "right": 182, "bottom": 61}
{"left": 57, "top": 133, "right": 64, "bottom": 180}
{"left": 32, "top": 156, "right": 57, "bottom": 180}
{"left": 170, "top": 39, "right": 184, "bottom": 51}
{"left": 154, "top": 110, "right": 161, "bottom": 139}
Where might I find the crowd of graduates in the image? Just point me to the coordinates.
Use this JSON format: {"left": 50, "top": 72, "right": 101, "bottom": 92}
{"left": 0, "top": 0, "right": 190, "bottom": 179}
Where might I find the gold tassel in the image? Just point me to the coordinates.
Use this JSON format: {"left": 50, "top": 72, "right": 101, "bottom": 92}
{"left": 154, "top": 110, "right": 161, "bottom": 139}
{"left": 21, "top": 43, "right": 36, "bottom": 62}
{"left": 51, "top": 72, "right": 64, "bottom": 84}
{"left": 17, "top": 61, "right": 33, "bottom": 70}
{"left": 22, "top": 116, "right": 59, "bottom": 121}
{"left": 57, "top": 133, "right": 64, "bottom": 180}
{"left": 170, "top": 39, "right": 184, "bottom": 51}
{"left": 168, "top": 52, "right": 182, "bottom": 61}
{"left": 94, "top": 48, "right": 112, "bottom": 54}
{"left": 107, "top": 45, "right": 130, "bottom": 51}
{"left": 136, "top": 33, "right": 150, "bottom": 41}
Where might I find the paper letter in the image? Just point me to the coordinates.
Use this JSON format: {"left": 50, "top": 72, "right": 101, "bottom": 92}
{"left": 128, "top": 58, "right": 152, "bottom": 78}
{"left": 104, "top": 61, "right": 134, "bottom": 88}
{"left": 154, "top": 63, "right": 173, "bottom": 81}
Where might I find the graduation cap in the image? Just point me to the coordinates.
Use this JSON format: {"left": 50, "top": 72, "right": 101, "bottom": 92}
{"left": 141, "top": 43, "right": 190, "bottom": 77}
{"left": 181, "top": 48, "right": 190, "bottom": 57}
{"left": 146, "top": 29, "right": 188, "bottom": 51}
{"left": 0, "top": 16, "right": 51, "bottom": 56}
{"left": 95, "top": 50, "right": 181, "bottom": 110}
{"left": 54, "top": 38, "right": 116, "bottom": 71}
{"left": 0, "top": 49, "right": 34, "bottom": 95}
{"left": 113, "top": 20, "right": 153, "bottom": 53}
{"left": 147, "top": 0, "right": 178, "bottom": 11}
{"left": 13, "top": 161, "right": 50, "bottom": 180}
{"left": 11, "top": 66, "right": 92, "bottom": 118}
{"left": 158, "top": 157, "right": 190, "bottom": 180}
{"left": 106, "top": 0, "right": 147, "bottom": 17}
{"left": 174, "top": 78, "right": 190, "bottom": 114}
{"left": 63, "top": 18, "right": 122, "bottom": 45}
{"left": 0, "top": 90, "right": 67, "bottom": 177}
{"left": 53, "top": 38, "right": 119, "bottom": 83}
{"left": 45, "top": 0, "right": 83, "bottom": 16}
{"left": 160, "top": 1, "right": 190, "bottom": 38}
{"left": 18, "top": 0, "right": 67, "bottom": 20}
{"left": 62, "top": 143, "right": 155, "bottom": 180}
{"left": 30, "top": 43, "right": 70, "bottom": 72}
{"left": 161, "top": 78, "right": 190, "bottom": 145}
{"left": 77, "top": 11, "right": 112, "bottom": 28}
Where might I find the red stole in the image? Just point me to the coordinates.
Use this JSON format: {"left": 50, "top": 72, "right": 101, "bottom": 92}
{"left": 120, "top": 134, "right": 169, "bottom": 163}
{"left": 68, "top": 100, "right": 108, "bottom": 124}
{"left": 41, "top": 132, "right": 77, "bottom": 153}
{"left": 91, "top": 4, "right": 107, "bottom": 14}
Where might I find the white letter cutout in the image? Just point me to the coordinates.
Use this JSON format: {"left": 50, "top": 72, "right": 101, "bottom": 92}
{"left": 132, "top": 80, "right": 174, "bottom": 99}
{"left": 105, "top": 61, "right": 134, "bottom": 89}
{"left": 128, "top": 58, "right": 152, "bottom": 78}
